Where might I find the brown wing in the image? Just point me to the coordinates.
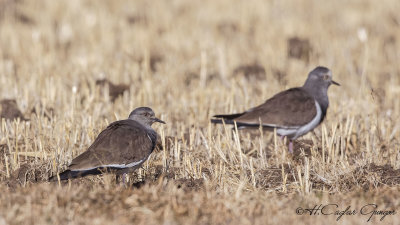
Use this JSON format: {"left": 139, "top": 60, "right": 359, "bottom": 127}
{"left": 68, "top": 120, "right": 153, "bottom": 170}
{"left": 234, "top": 88, "right": 317, "bottom": 127}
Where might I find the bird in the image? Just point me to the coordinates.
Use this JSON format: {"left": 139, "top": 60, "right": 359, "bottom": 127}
{"left": 49, "top": 107, "right": 165, "bottom": 182}
{"left": 211, "top": 66, "right": 339, "bottom": 153}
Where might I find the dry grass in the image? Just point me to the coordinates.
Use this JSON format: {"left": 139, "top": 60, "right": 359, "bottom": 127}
{"left": 0, "top": 0, "right": 400, "bottom": 224}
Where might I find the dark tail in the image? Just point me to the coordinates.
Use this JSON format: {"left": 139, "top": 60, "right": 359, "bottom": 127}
{"left": 48, "top": 169, "right": 103, "bottom": 182}
{"left": 49, "top": 170, "right": 80, "bottom": 181}
{"left": 211, "top": 113, "right": 274, "bottom": 130}
{"left": 210, "top": 118, "right": 233, "bottom": 124}
{"left": 211, "top": 113, "right": 245, "bottom": 125}
{"left": 213, "top": 113, "right": 245, "bottom": 120}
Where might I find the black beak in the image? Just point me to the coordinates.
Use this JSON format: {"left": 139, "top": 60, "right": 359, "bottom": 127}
{"left": 331, "top": 80, "right": 340, "bottom": 86}
{"left": 153, "top": 117, "right": 166, "bottom": 124}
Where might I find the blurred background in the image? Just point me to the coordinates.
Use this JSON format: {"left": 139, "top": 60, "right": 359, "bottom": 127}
{"left": 0, "top": 0, "right": 399, "bottom": 224}
{"left": 0, "top": 0, "right": 399, "bottom": 123}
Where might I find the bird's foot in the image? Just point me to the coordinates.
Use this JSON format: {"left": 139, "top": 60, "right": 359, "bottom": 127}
{"left": 289, "top": 141, "right": 294, "bottom": 154}
{"left": 122, "top": 173, "right": 128, "bottom": 187}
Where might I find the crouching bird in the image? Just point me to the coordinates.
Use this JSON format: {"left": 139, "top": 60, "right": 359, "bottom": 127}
{"left": 211, "top": 66, "right": 339, "bottom": 153}
{"left": 49, "top": 107, "right": 165, "bottom": 182}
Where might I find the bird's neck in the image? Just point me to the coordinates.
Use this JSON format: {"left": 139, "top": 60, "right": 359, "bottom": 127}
{"left": 148, "top": 128, "right": 157, "bottom": 138}
{"left": 302, "top": 85, "right": 329, "bottom": 119}
{"left": 147, "top": 129, "right": 158, "bottom": 152}
{"left": 129, "top": 116, "right": 153, "bottom": 129}
{"left": 141, "top": 123, "right": 154, "bottom": 130}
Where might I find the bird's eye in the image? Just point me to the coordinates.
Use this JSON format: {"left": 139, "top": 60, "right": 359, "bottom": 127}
{"left": 323, "top": 75, "right": 330, "bottom": 80}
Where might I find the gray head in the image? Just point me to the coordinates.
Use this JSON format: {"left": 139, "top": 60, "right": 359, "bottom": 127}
{"left": 128, "top": 107, "right": 165, "bottom": 127}
{"left": 303, "top": 66, "right": 340, "bottom": 91}
{"left": 302, "top": 66, "right": 340, "bottom": 116}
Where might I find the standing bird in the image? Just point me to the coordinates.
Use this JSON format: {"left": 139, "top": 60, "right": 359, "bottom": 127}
{"left": 49, "top": 107, "right": 165, "bottom": 181}
{"left": 211, "top": 66, "right": 339, "bottom": 153}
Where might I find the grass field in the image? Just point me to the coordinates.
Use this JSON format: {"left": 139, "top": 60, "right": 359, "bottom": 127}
{"left": 0, "top": 0, "right": 399, "bottom": 224}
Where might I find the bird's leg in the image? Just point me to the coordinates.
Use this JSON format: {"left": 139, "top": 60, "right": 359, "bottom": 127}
{"left": 115, "top": 174, "right": 121, "bottom": 184}
{"left": 115, "top": 173, "right": 128, "bottom": 186}
{"left": 289, "top": 141, "right": 294, "bottom": 153}
{"left": 122, "top": 173, "right": 127, "bottom": 186}
{"left": 279, "top": 136, "right": 294, "bottom": 153}
{"left": 279, "top": 135, "right": 287, "bottom": 150}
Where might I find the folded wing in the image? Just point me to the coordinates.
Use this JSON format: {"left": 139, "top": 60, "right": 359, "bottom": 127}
{"left": 68, "top": 120, "right": 154, "bottom": 171}
{"left": 213, "top": 88, "right": 317, "bottom": 128}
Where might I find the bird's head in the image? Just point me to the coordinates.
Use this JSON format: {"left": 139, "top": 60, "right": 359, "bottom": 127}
{"left": 128, "top": 107, "right": 165, "bottom": 126}
{"left": 304, "top": 66, "right": 340, "bottom": 90}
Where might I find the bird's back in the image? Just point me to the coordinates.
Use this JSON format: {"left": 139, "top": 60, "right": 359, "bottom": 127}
{"left": 68, "top": 119, "right": 156, "bottom": 171}
{"left": 230, "top": 88, "right": 318, "bottom": 128}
